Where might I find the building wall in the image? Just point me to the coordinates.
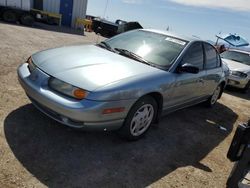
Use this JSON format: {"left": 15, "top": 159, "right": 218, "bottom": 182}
{"left": 42, "top": 0, "right": 87, "bottom": 27}
{"left": 33, "top": 0, "right": 43, "bottom": 10}
{"left": 0, "top": 0, "right": 32, "bottom": 11}
{"left": 43, "top": 0, "right": 60, "bottom": 13}
{"left": 71, "top": 0, "right": 88, "bottom": 27}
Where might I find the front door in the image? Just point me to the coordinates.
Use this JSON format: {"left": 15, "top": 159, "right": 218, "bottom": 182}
{"left": 166, "top": 42, "right": 206, "bottom": 108}
{"left": 60, "top": 0, "right": 73, "bottom": 27}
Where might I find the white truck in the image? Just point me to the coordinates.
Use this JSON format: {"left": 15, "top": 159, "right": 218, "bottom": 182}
{"left": 0, "top": 0, "right": 35, "bottom": 26}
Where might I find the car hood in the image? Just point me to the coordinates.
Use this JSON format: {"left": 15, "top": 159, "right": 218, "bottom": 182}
{"left": 32, "top": 45, "right": 160, "bottom": 91}
{"left": 222, "top": 58, "right": 250, "bottom": 74}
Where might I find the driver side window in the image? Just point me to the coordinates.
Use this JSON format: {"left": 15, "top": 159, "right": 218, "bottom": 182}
{"left": 182, "top": 42, "right": 204, "bottom": 70}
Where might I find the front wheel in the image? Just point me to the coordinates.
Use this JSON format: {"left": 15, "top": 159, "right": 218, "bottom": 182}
{"left": 119, "top": 96, "right": 157, "bottom": 141}
{"left": 205, "top": 85, "right": 222, "bottom": 107}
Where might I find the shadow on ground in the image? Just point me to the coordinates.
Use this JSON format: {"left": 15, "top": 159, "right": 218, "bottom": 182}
{"left": 0, "top": 21, "right": 84, "bottom": 36}
{"left": 4, "top": 102, "right": 237, "bottom": 187}
{"left": 34, "top": 22, "right": 84, "bottom": 36}
{"left": 225, "top": 87, "right": 250, "bottom": 100}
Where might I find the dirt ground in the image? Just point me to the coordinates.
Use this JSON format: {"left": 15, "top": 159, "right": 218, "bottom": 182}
{"left": 0, "top": 22, "right": 249, "bottom": 188}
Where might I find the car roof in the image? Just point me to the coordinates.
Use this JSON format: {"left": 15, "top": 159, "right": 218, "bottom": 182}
{"left": 141, "top": 29, "right": 202, "bottom": 42}
{"left": 228, "top": 49, "right": 250, "bottom": 55}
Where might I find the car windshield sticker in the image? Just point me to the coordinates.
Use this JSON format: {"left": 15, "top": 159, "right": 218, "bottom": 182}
{"left": 165, "top": 37, "right": 186, "bottom": 45}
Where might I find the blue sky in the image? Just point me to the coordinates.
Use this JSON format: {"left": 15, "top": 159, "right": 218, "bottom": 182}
{"left": 87, "top": 0, "right": 250, "bottom": 44}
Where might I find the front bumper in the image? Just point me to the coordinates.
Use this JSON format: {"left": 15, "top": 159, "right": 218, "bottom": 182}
{"left": 227, "top": 75, "right": 250, "bottom": 89}
{"left": 17, "top": 63, "right": 136, "bottom": 131}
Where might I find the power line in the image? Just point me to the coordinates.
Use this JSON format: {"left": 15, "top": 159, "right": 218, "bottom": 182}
{"left": 103, "top": 0, "right": 110, "bottom": 19}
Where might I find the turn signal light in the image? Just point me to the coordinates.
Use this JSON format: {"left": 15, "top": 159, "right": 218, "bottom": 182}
{"left": 102, "top": 107, "right": 125, "bottom": 114}
{"left": 73, "top": 89, "right": 88, "bottom": 99}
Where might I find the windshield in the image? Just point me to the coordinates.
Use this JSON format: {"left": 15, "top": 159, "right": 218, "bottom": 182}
{"left": 221, "top": 51, "right": 250, "bottom": 65}
{"left": 103, "top": 30, "right": 188, "bottom": 68}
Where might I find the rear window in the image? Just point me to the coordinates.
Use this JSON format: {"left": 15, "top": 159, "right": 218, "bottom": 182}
{"left": 204, "top": 43, "right": 218, "bottom": 69}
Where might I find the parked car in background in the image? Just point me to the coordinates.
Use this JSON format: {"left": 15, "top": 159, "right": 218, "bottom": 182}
{"left": 18, "top": 29, "right": 227, "bottom": 140}
{"left": 92, "top": 18, "right": 143, "bottom": 37}
{"left": 222, "top": 61, "right": 230, "bottom": 79}
{"left": 221, "top": 50, "right": 250, "bottom": 92}
{"left": 93, "top": 19, "right": 118, "bottom": 37}
{"left": 116, "top": 21, "right": 143, "bottom": 35}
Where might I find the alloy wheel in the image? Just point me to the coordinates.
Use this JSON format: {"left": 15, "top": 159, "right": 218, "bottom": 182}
{"left": 130, "top": 104, "right": 154, "bottom": 136}
{"left": 211, "top": 86, "right": 221, "bottom": 105}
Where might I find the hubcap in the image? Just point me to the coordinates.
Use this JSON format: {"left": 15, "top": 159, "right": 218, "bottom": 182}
{"left": 130, "top": 104, "right": 154, "bottom": 136}
{"left": 211, "top": 86, "right": 221, "bottom": 105}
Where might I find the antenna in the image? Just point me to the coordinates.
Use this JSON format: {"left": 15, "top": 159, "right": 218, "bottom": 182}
{"left": 215, "top": 31, "right": 222, "bottom": 46}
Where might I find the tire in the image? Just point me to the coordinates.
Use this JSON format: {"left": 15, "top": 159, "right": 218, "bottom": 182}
{"left": 20, "top": 14, "right": 35, "bottom": 26}
{"left": 205, "top": 84, "right": 222, "bottom": 107}
{"left": 119, "top": 96, "right": 158, "bottom": 141}
{"left": 3, "top": 10, "right": 17, "bottom": 23}
{"left": 47, "top": 17, "right": 55, "bottom": 25}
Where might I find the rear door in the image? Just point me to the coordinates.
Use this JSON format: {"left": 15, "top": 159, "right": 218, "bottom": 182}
{"left": 168, "top": 42, "right": 206, "bottom": 107}
{"left": 203, "top": 43, "right": 222, "bottom": 96}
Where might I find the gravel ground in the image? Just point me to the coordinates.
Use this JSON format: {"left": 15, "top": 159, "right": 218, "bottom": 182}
{"left": 0, "top": 22, "right": 250, "bottom": 188}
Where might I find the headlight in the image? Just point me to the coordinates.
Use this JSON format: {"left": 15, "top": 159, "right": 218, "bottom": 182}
{"left": 49, "top": 78, "right": 88, "bottom": 100}
{"left": 231, "top": 71, "right": 248, "bottom": 78}
{"left": 27, "top": 56, "right": 36, "bottom": 72}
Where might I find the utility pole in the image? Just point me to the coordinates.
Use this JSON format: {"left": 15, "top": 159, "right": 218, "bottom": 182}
{"left": 103, "top": 0, "right": 110, "bottom": 19}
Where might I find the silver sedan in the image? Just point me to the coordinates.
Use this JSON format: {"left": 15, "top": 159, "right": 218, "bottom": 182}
{"left": 221, "top": 49, "right": 250, "bottom": 92}
{"left": 18, "top": 29, "right": 227, "bottom": 140}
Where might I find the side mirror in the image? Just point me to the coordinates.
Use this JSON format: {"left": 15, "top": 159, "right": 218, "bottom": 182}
{"left": 178, "top": 63, "right": 199, "bottom": 74}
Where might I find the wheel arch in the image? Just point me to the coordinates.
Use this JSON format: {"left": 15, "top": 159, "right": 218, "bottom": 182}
{"left": 136, "top": 91, "right": 163, "bottom": 123}
{"left": 218, "top": 80, "right": 226, "bottom": 99}
{"left": 119, "top": 91, "right": 164, "bottom": 140}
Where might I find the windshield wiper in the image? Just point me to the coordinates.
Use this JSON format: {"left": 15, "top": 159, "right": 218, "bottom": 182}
{"left": 97, "top": 41, "right": 115, "bottom": 52}
{"left": 114, "top": 48, "right": 154, "bottom": 66}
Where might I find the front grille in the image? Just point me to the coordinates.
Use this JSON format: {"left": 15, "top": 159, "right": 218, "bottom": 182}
{"left": 228, "top": 79, "right": 240, "bottom": 85}
{"left": 29, "top": 96, "right": 61, "bottom": 118}
{"left": 28, "top": 96, "right": 84, "bottom": 127}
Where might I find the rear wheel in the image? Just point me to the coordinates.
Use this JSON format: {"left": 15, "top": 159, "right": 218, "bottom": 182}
{"left": 119, "top": 96, "right": 157, "bottom": 141}
{"left": 205, "top": 85, "right": 222, "bottom": 107}
{"left": 3, "top": 10, "right": 17, "bottom": 23}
